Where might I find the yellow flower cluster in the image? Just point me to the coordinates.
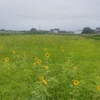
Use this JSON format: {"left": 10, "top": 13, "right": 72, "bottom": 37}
{"left": 74, "top": 66, "right": 77, "bottom": 69}
{"left": 5, "top": 57, "right": 9, "bottom": 62}
{"left": 44, "top": 48, "right": 46, "bottom": 51}
{"left": 67, "top": 59, "right": 70, "bottom": 63}
{"left": 42, "top": 79, "right": 47, "bottom": 85}
{"left": 12, "top": 50, "right": 15, "bottom": 54}
{"left": 73, "top": 79, "right": 100, "bottom": 91}
{"left": 74, "top": 80, "right": 79, "bottom": 86}
{"left": 24, "top": 51, "right": 27, "bottom": 54}
{"left": 40, "top": 76, "right": 47, "bottom": 85}
{"left": 37, "top": 59, "right": 41, "bottom": 64}
{"left": 45, "top": 53, "right": 50, "bottom": 58}
{"left": 98, "top": 85, "right": 100, "bottom": 91}
{"left": 45, "top": 66, "right": 49, "bottom": 70}
{"left": 40, "top": 76, "right": 44, "bottom": 79}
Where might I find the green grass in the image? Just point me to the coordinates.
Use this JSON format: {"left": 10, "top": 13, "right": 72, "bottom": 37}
{"left": 0, "top": 34, "right": 100, "bottom": 100}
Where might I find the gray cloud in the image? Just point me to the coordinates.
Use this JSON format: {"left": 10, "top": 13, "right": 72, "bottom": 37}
{"left": 0, "top": 0, "right": 100, "bottom": 30}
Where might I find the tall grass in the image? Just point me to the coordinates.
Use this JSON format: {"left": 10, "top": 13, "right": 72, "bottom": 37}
{"left": 0, "top": 34, "right": 100, "bottom": 100}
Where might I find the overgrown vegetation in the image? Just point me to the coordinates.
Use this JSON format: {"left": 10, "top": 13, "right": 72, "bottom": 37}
{"left": 0, "top": 34, "right": 100, "bottom": 100}
{"left": 82, "top": 27, "right": 93, "bottom": 34}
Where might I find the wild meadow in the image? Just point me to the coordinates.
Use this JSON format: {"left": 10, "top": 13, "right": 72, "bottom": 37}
{"left": 0, "top": 34, "right": 100, "bottom": 100}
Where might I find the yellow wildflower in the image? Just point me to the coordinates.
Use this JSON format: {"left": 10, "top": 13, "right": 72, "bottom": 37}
{"left": 12, "top": 50, "right": 15, "bottom": 54}
{"left": 67, "top": 59, "right": 70, "bottom": 63}
{"left": 45, "top": 53, "right": 50, "bottom": 58}
{"left": 74, "top": 66, "right": 77, "bottom": 69}
{"left": 74, "top": 80, "right": 79, "bottom": 86}
{"left": 37, "top": 59, "right": 41, "bottom": 64}
{"left": 40, "top": 76, "right": 47, "bottom": 84}
{"left": 42, "top": 79, "right": 47, "bottom": 85}
{"left": 5, "top": 57, "right": 9, "bottom": 62}
{"left": 98, "top": 85, "right": 100, "bottom": 91}
{"left": 24, "top": 51, "right": 27, "bottom": 54}
{"left": 40, "top": 76, "right": 44, "bottom": 80}
{"left": 45, "top": 66, "right": 49, "bottom": 70}
{"left": 44, "top": 48, "right": 46, "bottom": 51}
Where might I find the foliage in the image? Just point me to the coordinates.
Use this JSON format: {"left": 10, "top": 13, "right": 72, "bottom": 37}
{"left": 0, "top": 34, "right": 100, "bottom": 100}
{"left": 82, "top": 27, "right": 93, "bottom": 34}
{"left": 30, "top": 28, "right": 37, "bottom": 32}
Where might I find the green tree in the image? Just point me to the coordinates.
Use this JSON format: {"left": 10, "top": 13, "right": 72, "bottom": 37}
{"left": 82, "top": 27, "right": 93, "bottom": 34}
{"left": 30, "top": 28, "right": 37, "bottom": 32}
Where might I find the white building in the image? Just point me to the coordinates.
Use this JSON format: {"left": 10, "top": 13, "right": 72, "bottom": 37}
{"left": 50, "top": 29, "right": 60, "bottom": 33}
{"left": 75, "top": 30, "right": 82, "bottom": 34}
{"left": 94, "top": 27, "right": 100, "bottom": 33}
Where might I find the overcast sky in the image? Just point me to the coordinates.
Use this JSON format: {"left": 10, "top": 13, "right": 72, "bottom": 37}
{"left": 0, "top": 0, "right": 100, "bottom": 31}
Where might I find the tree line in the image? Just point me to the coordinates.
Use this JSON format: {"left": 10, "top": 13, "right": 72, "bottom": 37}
{"left": 82, "top": 27, "right": 94, "bottom": 34}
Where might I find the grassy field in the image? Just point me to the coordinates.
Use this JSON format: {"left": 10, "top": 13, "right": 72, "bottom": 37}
{"left": 0, "top": 34, "right": 100, "bottom": 100}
